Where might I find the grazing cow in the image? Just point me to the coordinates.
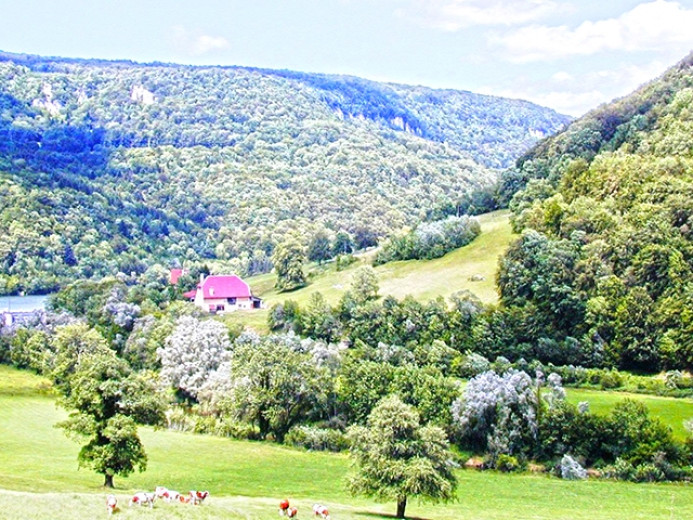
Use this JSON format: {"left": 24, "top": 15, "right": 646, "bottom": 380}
{"left": 130, "top": 492, "right": 155, "bottom": 508}
{"left": 313, "top": 504, "right": 330, "bottom": 520}
{"left": 106, "top": 495, "right": 117, "bottom": 515}
{"left": 287, "top": 506, "right": 298, "bottom": 518}
{"left": 189, "top": 490, "right": 210, "bottom": 505}
{"left": 279, "top": 499, "right": 291, "bottom": 515}
{"left": 165, "top": 490, "right": 181, "bottom": 502}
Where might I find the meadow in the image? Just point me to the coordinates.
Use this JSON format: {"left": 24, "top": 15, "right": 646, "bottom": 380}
{"left": 222, "top": 210, "right": 513, "bottom": 333}
{"left": 1, "top": 365, "right": 692, "bottom": 520}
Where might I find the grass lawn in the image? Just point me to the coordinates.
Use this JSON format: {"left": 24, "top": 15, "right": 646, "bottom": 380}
{"left": 231, "top": 210, "right": 514, "bottom": 333}
{"left": 1, "top": 366, "right": 693, "bottom": 519}
{"left": 565, "top": 387, "right": 693, "bottom": 440}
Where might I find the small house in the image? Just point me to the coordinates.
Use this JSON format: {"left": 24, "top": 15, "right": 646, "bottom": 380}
{"left": 184, "top": 274, "right": 262, "bottom": 313}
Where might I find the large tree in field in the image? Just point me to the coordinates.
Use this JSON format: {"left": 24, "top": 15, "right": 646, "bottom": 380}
{"left": 348, "top": 395, "right": 457, "bottom": 519}
{"left": 52, "top": 328, "right": 164, "bottom": 488}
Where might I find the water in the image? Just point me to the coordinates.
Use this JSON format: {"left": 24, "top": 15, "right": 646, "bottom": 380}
{"left": 0, "top": 294, "right": 50, "bottom": 312}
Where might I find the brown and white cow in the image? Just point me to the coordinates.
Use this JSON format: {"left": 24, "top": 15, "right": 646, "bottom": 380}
{"left": 106, "top": 495, "right": 117, "bottom": 515}
{"left": 130, "top": 492, "right": 155, "bottom": 508}
{"left": 313, "top": 504, "right": 330, "bottom": 520}
{"left": 189, "top": 490, "right": 210, "bottom": 505}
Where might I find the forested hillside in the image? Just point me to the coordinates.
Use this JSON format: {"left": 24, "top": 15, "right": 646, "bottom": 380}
{"left": 0, "top": 52, "right": 568, "bottom": 294}
{"left": 497, "top": 51, "right": 693, "bottom": 371}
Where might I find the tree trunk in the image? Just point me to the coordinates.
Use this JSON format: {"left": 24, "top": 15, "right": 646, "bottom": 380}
{"left": 396, "top": 496, "right": 407, "bottom": 519}
{"left": 104, "top": 474, "right": 114, "bottom": 488}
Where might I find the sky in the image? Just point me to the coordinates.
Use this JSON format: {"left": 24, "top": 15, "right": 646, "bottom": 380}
{"left": 3, "top": 0, "right": 693, "bottom": 116}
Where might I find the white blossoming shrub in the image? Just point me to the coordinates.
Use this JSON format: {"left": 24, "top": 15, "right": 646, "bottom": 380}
{"left": 560, "top": 454, "right": 587, "bottom": 480}
{"left": 451, "top": 369, "right": 539, "bottom": 458}
{"left": 158, "top": 316, "right": 232, "bottom": 399}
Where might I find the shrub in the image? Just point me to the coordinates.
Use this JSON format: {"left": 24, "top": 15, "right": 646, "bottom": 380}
{"left": 454, "top": 352, "right": 490, "bottom": 378}
{"left": 560, "top": 454, "right": 587, "bottom": 480}
{"left": 284, "top": 426, "right": 350, "bottom": 452}
{"left": 632, "top": 463, "right": 665, "bottom": 482}
{"left": 599, "top": 370, "right": 623, "bottom": 389}
{"left": 603, "top": 458, "right": 635, "bottom": 480}
{"left": 495, "top": 454, "right": 522, "bottom": 472}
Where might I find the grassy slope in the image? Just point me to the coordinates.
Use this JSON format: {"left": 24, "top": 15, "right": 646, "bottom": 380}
{"left": 566, "top": 387, "right": 693, "bottom": 440}
{"left": 223, "top": 210, "right": 513, "bottom": 333}
{"left": 1, "top": 366, "right": 693, "bottom": 520}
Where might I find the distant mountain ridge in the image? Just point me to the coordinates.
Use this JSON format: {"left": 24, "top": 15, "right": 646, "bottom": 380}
{"left": 0, "top": 51, "right": 569, "bottom": 294}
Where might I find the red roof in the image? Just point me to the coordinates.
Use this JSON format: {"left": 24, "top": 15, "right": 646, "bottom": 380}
{"left": 200, "top": 275, "right": 252, "bottom": 299}
{"left": 183, "top": 289, "right": 197, "bottom": 299}
{"left": 170, "top": 268, "right": 185, "bottom": 285}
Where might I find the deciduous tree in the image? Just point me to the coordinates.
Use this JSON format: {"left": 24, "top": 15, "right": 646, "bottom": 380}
{"left": 348, "top": 395, "right": 457, "bottom": 519}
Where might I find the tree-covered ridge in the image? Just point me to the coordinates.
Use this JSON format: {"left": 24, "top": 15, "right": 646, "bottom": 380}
{"left": 498, "top": 51, "right": 693, "bottom": 371}
{"left": 0, "top": 53, "right": 569, "bottom": 294}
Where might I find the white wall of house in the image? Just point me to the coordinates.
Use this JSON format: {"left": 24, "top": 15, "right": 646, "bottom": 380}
{"left": 193, "top": 294, "right": 253, "bottom": 312}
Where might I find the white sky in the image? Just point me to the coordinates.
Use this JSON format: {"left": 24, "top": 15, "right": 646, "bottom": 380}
{"left": 2, "top": 0, "right": 693, "bottom": 116}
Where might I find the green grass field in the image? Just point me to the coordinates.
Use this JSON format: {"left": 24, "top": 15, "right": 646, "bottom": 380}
{"left": 565, "top": 387, "right": 693, "bottom": 440}
{"left": 224, "top": 210, "right": 514, "bottom": 333}
{"left": 1, "top": 365, "right": 693, "bottom": 519}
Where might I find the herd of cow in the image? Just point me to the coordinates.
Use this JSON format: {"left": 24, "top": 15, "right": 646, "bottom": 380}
{"left": 279, "top": 499, "right": 331, "bottom": 519}
{"left": 105, "top": 487, "right": 210, "bottom": 514}
{"left": 104, "top": 489, "right": 331, "bottom": 518}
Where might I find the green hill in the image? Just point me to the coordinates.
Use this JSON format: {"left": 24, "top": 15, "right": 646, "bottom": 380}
{"left": 0, "top": 52, "right": 569, "bottom": 295}
{"left": 223, "top": 210, "right": 513, "bottom": 333}
{"left": 496, "top": 51, "right": 693, "bottom": 371}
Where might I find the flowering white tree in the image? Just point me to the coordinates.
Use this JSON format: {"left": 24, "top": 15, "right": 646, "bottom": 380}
{"left": 452, "top": 370, "right": 546, "bottom": 458}
{"left": 158, "top": 316, "right": 232, "bottom": 400}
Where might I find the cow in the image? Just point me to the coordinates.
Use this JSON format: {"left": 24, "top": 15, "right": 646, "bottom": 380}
{"left": 287, "top": 506, "right": 298, "bottom": 518}
{"left": 155, "top": 486, "right": 169, "bottom": 500}
{"left": 165, "top": 490, "right": 181, "bottom": 502}
{"left": 178, "top": 494, "right": 191, "bottom": 504}
{"left": 313, "top": 504, "right": 330, "bottom": 520}
{"left": 189, "top": 490, "right": 209, "bottom": 505}
{"left": 279, "top": 499, "right": 291, "bottom": 515}
{"left": 130, "top": 492, "right": 155, "bottom": 508}
{"left": 106, "top": 495, "right": 117, "bottom": 515}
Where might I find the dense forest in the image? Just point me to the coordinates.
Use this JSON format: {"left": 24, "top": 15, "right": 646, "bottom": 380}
{"left": 0, "top": 52, "right": 569, "bottom": 294}
{"left": 493, "top": 51, "right": 693, "bottom": 371}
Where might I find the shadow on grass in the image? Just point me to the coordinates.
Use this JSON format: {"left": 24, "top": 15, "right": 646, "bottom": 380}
{"left": 357, "top": 512, "right": 433, "bottom": 520}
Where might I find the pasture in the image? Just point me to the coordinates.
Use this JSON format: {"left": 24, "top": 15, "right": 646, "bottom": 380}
{"left": 1, "top": 365, "right": 693, "bottom": 519}
{"left": 566, "top": 387, "right": 693, "bottom": 440}
{"left": 222, "top": 210, "right": 513, "bottom": 333}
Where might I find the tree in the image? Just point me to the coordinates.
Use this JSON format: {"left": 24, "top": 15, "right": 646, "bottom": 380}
{"left": 349, "top": 265, "right": 379, "bottom": 305}
{"left": 307, "top": 230, "right": 333, "bottom": 264}
{"left": 272, "top": 238, "right": 307, "bottom": 292}
{"left": 348, "top": 395, "right": 457, "bottom": 519}
{"left": 333, "top": 230, "right": 354, "bottom": 256}
{"left": 54, "top": 346, "right": 164, "bottom": 487}
{"left": 228, "top": 335, "right": 331, "bottom": 441}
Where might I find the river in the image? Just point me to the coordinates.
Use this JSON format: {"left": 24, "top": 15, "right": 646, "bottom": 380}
{"left": 0, "top": 295, "right": 50, "bottom": 313}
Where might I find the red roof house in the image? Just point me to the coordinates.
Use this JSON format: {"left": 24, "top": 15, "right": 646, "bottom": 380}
{"left": 186, "top": 274, "right": 262, "bottom": 313}
{"left": 170, "top": 268, "right": 186, "bottom": 285}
